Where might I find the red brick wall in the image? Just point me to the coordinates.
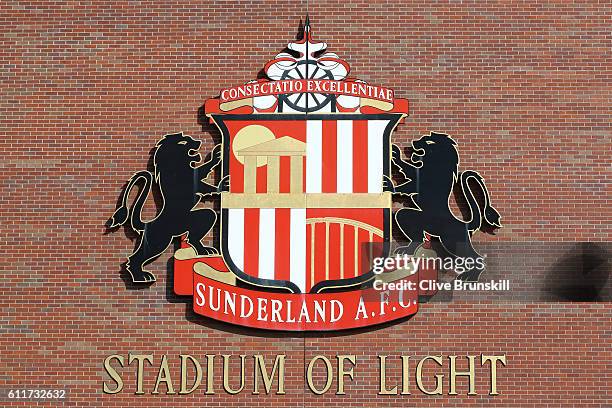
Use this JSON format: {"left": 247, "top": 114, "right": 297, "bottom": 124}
{"left": 0, "top": 1, "right": 610, "bottom": 406}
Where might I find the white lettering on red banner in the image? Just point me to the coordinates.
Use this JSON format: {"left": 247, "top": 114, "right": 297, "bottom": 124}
{"left": 220, "top": 79, "right": 394, "bottom": 103}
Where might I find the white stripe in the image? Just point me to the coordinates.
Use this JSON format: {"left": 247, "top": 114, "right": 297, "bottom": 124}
{"left": 306, "top": 120, "right": 322, "bottom": 193}
{"left": 289, "top": 209, "right": 306, "bottom": 293}
{"left": 336, "top": 120, "right": 353, "bottom": 193}
{"left": 227, "top": 208, "right": 244, "bottom": 271}
{"left": 367, "top": 120, "right": 387, "bottom": 193}
{"left": 258, "top": 209, "right": 275, "bottom": 280}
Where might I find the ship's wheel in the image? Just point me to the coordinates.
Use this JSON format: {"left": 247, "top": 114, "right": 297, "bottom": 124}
{"left": 279, "top": 60, "right": 334, "bottom": 112}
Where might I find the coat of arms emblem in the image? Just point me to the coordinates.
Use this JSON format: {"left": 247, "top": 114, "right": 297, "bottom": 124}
{"left": 107, "top": 18, "right": 501, "bottom": 331}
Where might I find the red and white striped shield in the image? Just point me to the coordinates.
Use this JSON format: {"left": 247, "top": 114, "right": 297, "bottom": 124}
{"left": 175, "top": 19, "right": 418, "bottom": 330}
{"left": 216, "top": 115, "right": 401, "bottom": 293}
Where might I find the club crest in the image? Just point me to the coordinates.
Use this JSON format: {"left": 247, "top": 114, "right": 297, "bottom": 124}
{"left": 107, "top": 17, "right": 501, "bottom": 331}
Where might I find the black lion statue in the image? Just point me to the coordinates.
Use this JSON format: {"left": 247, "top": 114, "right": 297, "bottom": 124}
{"left": 106, "top": 132, "right": 228, "bottom": 283}
{"left": 384, "top": 132, "right": 501, "bottom": 281}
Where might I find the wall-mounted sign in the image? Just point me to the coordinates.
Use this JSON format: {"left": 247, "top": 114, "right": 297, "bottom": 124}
{"left": 107, "top": 17, "right": 501, "bottom": 331}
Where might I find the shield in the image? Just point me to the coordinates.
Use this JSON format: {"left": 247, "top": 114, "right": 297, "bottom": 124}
{"left": 212, "top": 114, "right": 402, "bottom": 293}
{"left": 171, "top": 18, "right": 419, "bottom": 331}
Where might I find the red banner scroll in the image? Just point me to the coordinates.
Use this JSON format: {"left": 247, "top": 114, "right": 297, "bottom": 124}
{"left": 174, "top": 256, "right": 425, "bottom": 331}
